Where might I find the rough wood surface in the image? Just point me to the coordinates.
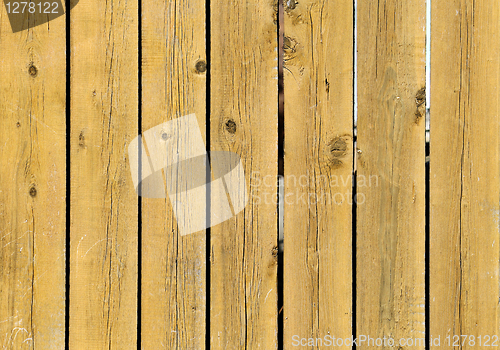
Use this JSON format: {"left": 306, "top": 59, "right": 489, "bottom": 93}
{"left": 430, "top": 1, "right": 500, "bottom": 347}
{"left": 356, "top": 0, "right": 426, "bottom": 347}
{"left": 282, "top": 0, "right": 353, "bottom": 347}
{"left": 69, "top": 0, "right": 138, "bottom": 347}
{"left": 0, "top": 12, "right": 66, "bottom": 350}
{"left": 141, "top": 0, "right": 207, "bottom": 347}
{"left": 3, "top": 1, "right": 500, "bottom": 347}
{"left": 209, "top": 0, "right": 278, "bottom": 347}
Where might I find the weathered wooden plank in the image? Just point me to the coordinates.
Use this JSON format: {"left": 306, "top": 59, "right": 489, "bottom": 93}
{"left": 430, "top": 1, "right": 500, "bottom": 347}
{"left": 356, "top": 0, "right": 426, "bottom": 347}
{"left": 69, "top": 0, "right": 138, "bottom": 347}
{"left": 0, "top": 11, "right": 66, "bottom": 350}
{"left": 209, "top": 0, "right": 278, "bottom": 348}
{"left": 282, "top": 0, "right": 353, "bottom": 347}
{"left": 141, "top": 0, "right": 207, "bottom": 347}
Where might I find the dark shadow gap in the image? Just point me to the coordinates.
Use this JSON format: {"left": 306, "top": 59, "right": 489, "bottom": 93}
{"left": 65, "top": 0, "right": 71, "bottom": 348}
{"left": 351, "top": 183, "right": 357, "bottom": 349}
{"left": 137, "top": 0, "right": 143, "bottom": 347}
{"left": 352, "top": 0, "right": 357, "bottom": 348}
{"left": 425, "top": 129, "right": 430, "bottom": 350}
{"left": 351, "top": 152, "right": 357, "bottom": 350}
{"left": 205, "top": 0, "right": 211, "bottom": 347}
{"left": 425, "top": 0, "right": 431, "bottom": 347}
{"left": 277, "top": 0, "right": 284, "bottom": 348}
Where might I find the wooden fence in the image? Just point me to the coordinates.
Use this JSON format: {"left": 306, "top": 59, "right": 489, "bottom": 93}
{"left": 1, "top": 0, "right": 499, "bottom": 348}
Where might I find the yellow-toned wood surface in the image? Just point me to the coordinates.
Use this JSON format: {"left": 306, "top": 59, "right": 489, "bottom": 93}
{"left": 69, "top": 0, "right": 138, "bottom": 347}
{"left": 430, "top": 1, "right": 500, "bottom": 348}
{"left": 2, "top": 1, "right": 500, "bottom": 348}
{"left": 283, "top": 0, "right": 353, "bottom": 348}
{"left": 356, "top": 0, "right": 426, "bottom": 348}
{"left": 209, "top": 0, "right": 278, "bottom": 348}
{"left": 141, "top": 0, "right": 207, "bottom": 348}
{"left": 0, "top": 9, "right": 66, "bottom": 350}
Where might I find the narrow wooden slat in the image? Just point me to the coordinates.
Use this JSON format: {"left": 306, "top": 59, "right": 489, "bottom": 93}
{"left": 356, "top": 0, "right": 426, "bottom": 347}
{"left": 69, "top": 0, "right": 138, "bottom": 347}
{"left": 282, "top": 0, "right": 353, "bottom": 347}
{"left": 430, "top": 1, "right": 500, "bottom": 347}
{"left": 141, "top": 0, "right": 206, "bottom": 347}
{"left": 209, "top": 0, "right": 278, "bottom": 347}
{"left": 0, "top": 12, "right": 66, "bottom": 349}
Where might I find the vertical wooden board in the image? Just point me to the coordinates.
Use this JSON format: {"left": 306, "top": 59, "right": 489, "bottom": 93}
{"left": 141, "top": 0, "right": 206, "bottom": 348}
{"left": 69, "top": 0, "right": 138, "bottom": 347}
{"left": 282, "top": 0, "right": 353, "bottom": 348}
{"left": 209, "top": 0, "right": 278, "bottom": 348}
{"left": 0, "top": 10, "right": 66, "bottom": 350}
{"left": 430, "top": 1, "right": 500, "bottom": 347}
{"left": 356, "top": 0, "right": 426, "bottom": 347}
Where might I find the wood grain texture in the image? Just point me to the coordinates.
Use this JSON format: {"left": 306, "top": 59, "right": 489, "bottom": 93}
{"left": 209, "top": 0, "right": 278, "bottom": 348}
{"left": 0, "top": 11, "right": 66, "bottom": 350}
{"left": 69, "top": 0, "right": 138, "bottom": 347}
{"left": 430, "top": 1, "right": 500, "bottom": 347}
{"left": 282, "top": 0, "right": 353, "bottom": 347}
{"left": 356, "top": 0, "right": 426, "bottom": 347}
{"left": 141, "top": 0, "right": 206, "bottom": 348}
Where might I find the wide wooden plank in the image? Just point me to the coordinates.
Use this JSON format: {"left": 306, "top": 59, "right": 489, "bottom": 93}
{"left": 141, "top": 0, "right": 207, "bottom": 347}
{"left": 282, "top": 0, "right": 353, "bottom": 347}
{"left": 69, "top": 0, "right": 138, "bottom": 347}
{"left": 209, "top": 0, "right": 278, "bottom": 347}
{"left": 356, "top": 0, "right": 426, "bottom": 347}
{"left": 430, "top": 1, "right": 500, "bottom": 348}
{"left": 0, "top": 10, "right": 66, "bottom": 350}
